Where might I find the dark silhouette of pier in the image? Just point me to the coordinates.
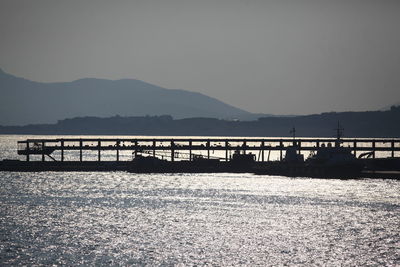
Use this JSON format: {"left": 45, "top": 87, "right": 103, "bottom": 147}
{"left": 17, "top": 137, "right": 400, "bottom": 162}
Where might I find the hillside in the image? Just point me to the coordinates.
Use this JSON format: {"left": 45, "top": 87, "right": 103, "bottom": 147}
{"left": 0, "top": 68, "right": 251, "bottom": 125}
{"left": 1, "top": 106, "right": 399, "bottom": 137}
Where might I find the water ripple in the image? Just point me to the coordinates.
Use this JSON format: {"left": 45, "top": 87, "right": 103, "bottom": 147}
{"left": 1, "top": 172, "right": 399, "bottom": 266}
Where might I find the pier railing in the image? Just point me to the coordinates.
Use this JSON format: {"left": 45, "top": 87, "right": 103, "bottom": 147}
{"left": 17, "top": 137, "right": 400, "bottom": 162}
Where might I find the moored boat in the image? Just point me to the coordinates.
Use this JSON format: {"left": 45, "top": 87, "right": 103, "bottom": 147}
{"left": 254, "top": 124, "right": 365, "bottom": 178}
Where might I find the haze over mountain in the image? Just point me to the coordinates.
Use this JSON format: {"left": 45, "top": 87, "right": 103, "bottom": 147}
{"left": 0, "top": 68, "right": 255, "bottom": 125}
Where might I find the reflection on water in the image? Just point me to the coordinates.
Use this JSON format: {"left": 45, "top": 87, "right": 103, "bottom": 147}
{"left": 1, "top": 172, "right": 399, "bottom": 266}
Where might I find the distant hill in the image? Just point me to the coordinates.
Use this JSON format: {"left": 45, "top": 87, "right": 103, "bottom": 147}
{"left": 1, "top": 106, "right": 399, "bottom": 137}
{"left": 381, "top": 102, "right": 400, "bottom": 111}
{"left": 0, "top": 68, "right": 254, "bottom": 125}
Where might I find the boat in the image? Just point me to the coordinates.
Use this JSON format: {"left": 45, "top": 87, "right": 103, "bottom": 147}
{"left": 129, "top": 155, "right": 171, "bottom": 173}
{"left": 253, "top": 142, "right": 306, "bottom": 176}
{"left": 303, "top": 124, "right": 365, "bottom": 178}
{"left": 17, "top": 142, "right": 56, "bottom": 156}
{"left": 304, "top": 143, "right": 364, "bottom": 178}
{"left": 229, "top": 150, "right": 256, "bottom": 172}
{"left": 254, "top": 124, "right": 365, "bottom": 178}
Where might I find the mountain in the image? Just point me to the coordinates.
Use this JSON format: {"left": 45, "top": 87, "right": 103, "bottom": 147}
{"left": 0, "top": 68, "right": 252, "bottom": 125}
{"left": 1, "top": 106, "right": 399, "bottom": 137}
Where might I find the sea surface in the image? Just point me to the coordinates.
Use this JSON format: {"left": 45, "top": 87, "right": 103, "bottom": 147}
{"left": 1, "top": 135, "right": 399, "bottom": 266}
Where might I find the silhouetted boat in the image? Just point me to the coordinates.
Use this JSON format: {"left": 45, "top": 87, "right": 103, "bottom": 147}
{"left": 127, "top": 150, "right": 257, "bottom": 173}
{"left": 254, "top": 124, "right": 365, "bottom": 178}
{"left": 304, "top": 123, "right": 364, "bottom": 177}
{"left": 17, "top": 142, "right": 56, "bottom": 156}
{"left": 129, "top": 155, "right": 171, "bottom": 173}
{"left": 303, "top": 143, "right": 364, "bottom": 178}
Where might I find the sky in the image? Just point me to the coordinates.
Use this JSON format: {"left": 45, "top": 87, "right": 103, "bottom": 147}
{"left": 1, "top": 0, "right": 399, "bottom": 115}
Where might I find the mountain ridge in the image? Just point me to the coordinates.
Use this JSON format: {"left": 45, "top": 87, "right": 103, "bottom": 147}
{"left": 0, "top": 69, "right": 253, "bottom": 125}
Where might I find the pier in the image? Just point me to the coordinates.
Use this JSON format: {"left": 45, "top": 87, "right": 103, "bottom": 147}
{"left": 16, "top": 137, "right": 400, "bottom": 162}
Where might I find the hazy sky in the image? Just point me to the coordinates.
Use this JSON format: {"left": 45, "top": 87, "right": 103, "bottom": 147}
{"left": 1, "top": 0, "right": 399, "bottom": 115}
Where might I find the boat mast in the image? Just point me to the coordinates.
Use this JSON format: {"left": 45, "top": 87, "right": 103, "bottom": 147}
{"left": 335, "top": 121, "right": 344, "bottom": 147}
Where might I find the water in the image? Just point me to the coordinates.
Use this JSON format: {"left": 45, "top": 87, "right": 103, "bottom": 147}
{"left": 1, "top": 135, "right": 400, "bottom": 266}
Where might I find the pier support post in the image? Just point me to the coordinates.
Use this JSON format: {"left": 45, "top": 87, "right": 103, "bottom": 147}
{"left": 207, "top": 140, "right": 210, "bottom": 159}
{"left": 372, "top": 141, "right": 376, "bottom": 159}
{"left": 134, "top": 141, "right": 138, "bottom": 158}
{"left": 353, "top": 141, "right": 357, "bottom": 157}
{"left": 61, "top": 140, "right": 64, "bottom": 162}
{"left": 116, "top": 141, "right": 120, "bottom": 162}
{"left": 262, "top": 141, "right": 265, "bottom": 162}
{"left": 98, "top": 140, "right": 101, "bottom": 161}
{"left": 42, "top": 141, "right": 45, "bottom": 162}
{"left": 171, "top": 141, "right": 175, "bottom": 162}
{"left": 189, "top": 140, "right": 192, "bottom": 161}
{"left": 80, "top": 140, "right": 83, "bottom": 162}
{"left": 26, "top": 142, "right": 30, "bottom": 162}
{"left": 298, "top": 141, "right": 301, "bottom": 155}
{"left": 280, "top": 141, "right": 283, "bottom": 161}
{"left": 225, "top": 141, "right": 229, "bottom": 161}
{"left": 391, "top": 141, "right": 395, "bottom": 158}
{"left": 153, "top": 140, "right": 156, "bottom": 157}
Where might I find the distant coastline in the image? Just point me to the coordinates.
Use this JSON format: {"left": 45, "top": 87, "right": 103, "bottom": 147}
{"left": 1, "top": 106, "right": 399, "bottom": 138}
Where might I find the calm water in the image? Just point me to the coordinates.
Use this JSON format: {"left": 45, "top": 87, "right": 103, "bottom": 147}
{"left": 1, "top": 135, "right": 399, "bottom": 266}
